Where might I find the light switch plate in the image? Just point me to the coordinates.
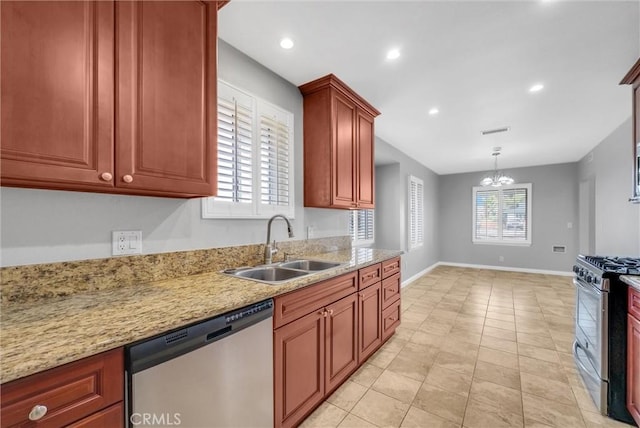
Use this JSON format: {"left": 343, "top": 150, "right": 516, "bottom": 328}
{"left": 112, "top": 231, "right": 142, "bottom": 256}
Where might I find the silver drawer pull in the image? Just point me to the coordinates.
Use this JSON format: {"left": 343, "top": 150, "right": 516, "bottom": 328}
{"left": 28, "top": 404, "right": 47, "bottom": 421}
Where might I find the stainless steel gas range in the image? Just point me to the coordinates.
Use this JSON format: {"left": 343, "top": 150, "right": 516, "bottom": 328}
{"left": 573, "top": 255, "right": 640, "bottom": 425}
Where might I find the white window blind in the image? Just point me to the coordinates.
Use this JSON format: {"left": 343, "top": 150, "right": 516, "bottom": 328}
{"left": 350, "top": 209, "right": 374, "bottom": 246}
{"left": 473, "top": 183, "right": 532, "bottom": 245}
{"left": 408, "top": 175, "right": 424, "bottom": 250}
{"left": 259, "top": 104, "right": 291, "bottom": 213}
{"left": 202, "top": 81, "right": 294, "bottom": 219}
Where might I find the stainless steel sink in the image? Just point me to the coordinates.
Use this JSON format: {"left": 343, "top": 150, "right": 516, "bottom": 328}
{"left": 279, "top": 259, "right": 341, "bottom": 271}
{"left": 233, "top": 267, "right": 309, "bottom": 283}
{"left": 223, "top": 259, "right": 343, "bottom": 284}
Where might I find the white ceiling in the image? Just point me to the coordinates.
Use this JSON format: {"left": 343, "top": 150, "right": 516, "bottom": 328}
{"left": 218, "top": 0, "right": 640, "bottom": 175}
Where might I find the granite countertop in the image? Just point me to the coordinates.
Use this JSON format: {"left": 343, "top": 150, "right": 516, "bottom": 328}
{"left": 621, "top": 275, "right": 640, "bottom": 292}
{"left": 0, "top": 248, "right": 401, "bottom": 384}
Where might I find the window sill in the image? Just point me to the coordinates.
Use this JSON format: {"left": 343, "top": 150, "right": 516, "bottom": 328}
{"left": 472, "top": 240, "right": 531, "bottom": 247}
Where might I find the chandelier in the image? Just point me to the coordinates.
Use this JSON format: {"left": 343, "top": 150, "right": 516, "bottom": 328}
{"left": 480, "top": 149, "right": 514, "bottom": 187}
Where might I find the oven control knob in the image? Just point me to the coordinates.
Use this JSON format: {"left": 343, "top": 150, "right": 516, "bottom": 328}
{"left": 586, "top": 275, "right": 593, "bottom": 283}
{"left": 572, "top": 265, "right": 579, "bottom": 274}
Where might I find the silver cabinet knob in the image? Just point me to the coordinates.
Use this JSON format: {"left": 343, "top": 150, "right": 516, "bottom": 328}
{"left": 28, "top": 404, "right": 47, "bottom": 421}
{"left": 122, "top": 174, "right": 134, "bottom": 183}
{"left": 100, "top": 172, "right": 113, "bottom": 182}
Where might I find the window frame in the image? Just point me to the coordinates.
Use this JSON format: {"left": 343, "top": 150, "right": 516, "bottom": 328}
{"left": 408, "top": 175, "right": 424, "bottom": 251}
{"left": 472, "top": 183, "right": 532, "bottom": 246}
{"left": 350, "top": 209, "right": 375, "bottom": 247}
{"left": 202, "top": 80, "right": 295, "bottom": 219}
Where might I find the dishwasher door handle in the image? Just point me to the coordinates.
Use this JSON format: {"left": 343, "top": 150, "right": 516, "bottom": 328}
{"left": 207, "top": 325, "right": 232, "bottom": 342}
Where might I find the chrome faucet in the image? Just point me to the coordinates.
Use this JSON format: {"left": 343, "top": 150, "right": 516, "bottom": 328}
{"left": 264, "top": 214, "right": 294, "bottom": 264}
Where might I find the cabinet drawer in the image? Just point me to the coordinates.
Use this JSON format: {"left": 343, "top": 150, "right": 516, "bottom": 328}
{"left": 359, "top": 263, "right": 381, "bottom": 290}
{"left": 382, "top": 273, "right": 401, "bottom": 309}
{"left": 67, "top": 402, "right": 123, "bottom": 428}
{"left": 382, "top": 299, "right": 401, "bottom": 341}
{"left": 274, "top": 272, "right": 357, "bottom": 329}
{"left": 1, "top": 348, "right": 123, "bottom": 428}
{"left": 381, "top": 257, "right": 400, "bottom": 279}
{"left": 630, "top": 287, "right": 640, "bottom": 321}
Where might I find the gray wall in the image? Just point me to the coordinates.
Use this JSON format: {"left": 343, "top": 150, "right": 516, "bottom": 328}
{"left": 0, "top": 40, "right": 350, "bottom": 267}
{"left": 578, "top": 118, "right": 640, "bottom": 256}
{"left": 438, "top": 163, "right": 580, "bottom": 272}
{"left": 375, "top": 138, "right": 440, "bottom": 280}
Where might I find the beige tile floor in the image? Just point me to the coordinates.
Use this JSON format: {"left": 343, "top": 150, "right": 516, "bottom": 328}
{"left": 300, "top": 266, "right": 635, "bottom": 428}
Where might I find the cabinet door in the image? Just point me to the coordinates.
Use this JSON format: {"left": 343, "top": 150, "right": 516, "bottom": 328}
{"left": 325, "top": 294, "right": 358, "bottom": 393}
{"left": 628, "top": 314, "right": 640, "bottom": 425}
{"left": 274, "top": 311, "right": 325, "bottom": 428}
{"left": 358, "top": 282, "right": 382, "bottom": 363}
{"left": 356, "top": 111, "right": 375, "bottom": 208}
{"left": 332, "top": 92, "right": 356, "bottom": 208}
{"left": 1, "top": 1, "right": 114, "bottom": 190}
{"left": 116, "top": 1, "right": 217, "bottom": 197}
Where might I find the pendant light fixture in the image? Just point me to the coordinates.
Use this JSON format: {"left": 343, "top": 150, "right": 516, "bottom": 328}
{"left": 480, "top": 148, "right": 514, "bottom": 187}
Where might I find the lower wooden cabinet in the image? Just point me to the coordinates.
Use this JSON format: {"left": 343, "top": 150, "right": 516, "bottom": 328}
{"left": 358, "top": 281, "right": 382, "bottom": 363}
{"left": 274, "top": 310, "right": 325, "bottom": 428}
{"left": 0, "top": 348, "right": 124, "bottom": 428}
{"left": 274, "top": 258, "right": 401, "bottom": 427}
{"left": 628, "top": 287, "right": 640, "bottom": 425}
{"left": 325, "top": 294, "right": 359, "bottom": 393}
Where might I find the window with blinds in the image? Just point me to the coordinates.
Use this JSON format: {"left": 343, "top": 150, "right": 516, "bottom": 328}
{"left": 202, "top": 81, "right": 294, "bottom": 219}
{"left": 408, "top": 175, "right": 424, "bottom": 250}
{"left": 472, "top": 183, "right": 532, "bottom": 245}
{"left": 350, "top": 209, "right": 374, "bottom": 246}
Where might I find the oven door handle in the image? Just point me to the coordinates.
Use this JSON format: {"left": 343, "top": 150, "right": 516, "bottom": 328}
{"left": 573, "top": 341, "right": 599, "bottom": 382}
{"left": 573, "top": 278, "right": 602, "bottom": 296}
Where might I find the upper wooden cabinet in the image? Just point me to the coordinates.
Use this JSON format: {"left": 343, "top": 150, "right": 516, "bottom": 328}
{"left": 299, "top": 74, "right": 380, "bottom": 209}
{"left": 0, "top": 1, "right": 218, "bottom": 198}
{"left": 621, "top": 58, "right": 640, "bottom": 204}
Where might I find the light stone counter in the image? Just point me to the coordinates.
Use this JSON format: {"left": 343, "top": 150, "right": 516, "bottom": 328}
{"left": 1, "top": 247, "right": 401, "bottom": 384}
{"left": 621, "top": 275, "right": 640, "bottom": 292}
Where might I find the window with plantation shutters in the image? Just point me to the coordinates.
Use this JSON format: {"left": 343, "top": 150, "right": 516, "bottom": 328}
{"left": 472, "top": 183, "right": 532, "bottom": 245}
{"left": 202, "top": 81, "right": 294, "bottom": 219}
{"left": 349, "top": 209, "right": 374, "bottom": 246}
{"left": 259, "top": 104, "right": 291, "bottom": 212}
{"left": 408, "top": 175, "right": 424, "bottom": 250}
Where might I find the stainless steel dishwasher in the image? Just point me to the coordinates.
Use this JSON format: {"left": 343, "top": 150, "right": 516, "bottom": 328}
{"left": 126, "top": 299, "right": 273, "bottom": 428}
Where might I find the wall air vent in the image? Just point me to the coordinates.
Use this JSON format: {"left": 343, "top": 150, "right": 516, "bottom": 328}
{"left": 552, "top": 245, "right": 567, "bottom": 253}
{"left": 481, "top": 126, "right": 511, "bottom": 136}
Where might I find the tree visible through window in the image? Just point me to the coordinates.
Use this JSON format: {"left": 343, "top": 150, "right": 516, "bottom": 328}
{"left": 473, "top": 184, "right": 531, "bottom": 244}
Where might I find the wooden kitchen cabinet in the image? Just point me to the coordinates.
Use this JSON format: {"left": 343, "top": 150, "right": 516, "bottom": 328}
{"left": 358, "top": 280, "right": 383, "bottom": 363}
{"left": 628, "top": 287, "right": 640, "bottom": 425}
{"left": 274, "top": 309, "right": 325, "bottom": 428}
{"left": 274, "top": 259, "right": 400, "bottom": 427}
{"left": 0, "top": 348, "right": 124, "bottom": 427}
{"left": 299, "top": 74, "right": 380, "bottom": 209}
{"left": 1, "top": 0, "right": 218, "bottom": 198}
{"left": 274, "top": 273, "right": 358, "bottom": 428}
{"left": 621, "top": 58, "right": 640, "bottom": 203}
{"left": 325, "top": 294, "right": 358, "bottom": 393}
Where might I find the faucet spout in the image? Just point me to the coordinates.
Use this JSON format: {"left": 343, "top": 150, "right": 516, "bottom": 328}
{"left": 264, "top": 214, "right": 294, "bottom": 264}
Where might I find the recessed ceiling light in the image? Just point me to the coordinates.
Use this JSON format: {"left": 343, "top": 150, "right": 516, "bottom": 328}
{"left": 386, "top": 49, "right": 400, "bottom": 60}
{"left": 529, "top": 83, "right": 544, "bottom": 93}
{"left": 280, "top": 38, "right": 294, "bottom": 49}
{"left": 428, "top": 108, "right": 439, "bottom": 115}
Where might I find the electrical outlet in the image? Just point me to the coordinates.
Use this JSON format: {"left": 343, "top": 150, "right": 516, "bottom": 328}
{"left": 112, "top": 231, "right": 142, "bottom": 256}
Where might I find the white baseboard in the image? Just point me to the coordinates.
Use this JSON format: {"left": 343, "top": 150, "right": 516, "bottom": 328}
{"left": 437, "top": 261, "right": 573, "bottom": 277}
{"left": 401, "top": 262, "right": 440, "bottom": 288}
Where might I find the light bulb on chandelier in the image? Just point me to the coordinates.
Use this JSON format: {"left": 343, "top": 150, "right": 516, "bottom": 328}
{"left": 481, "top": 149, "right": 514, "bottom": 187}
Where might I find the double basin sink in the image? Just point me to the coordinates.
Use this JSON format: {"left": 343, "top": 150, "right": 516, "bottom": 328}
{"left": 223, "top": 259, "right": 343, "bottom": 284}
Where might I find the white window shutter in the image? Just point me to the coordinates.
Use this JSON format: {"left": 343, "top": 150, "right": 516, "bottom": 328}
{"left": 408, "top": 175, "right": 424, "bottom": 250}
{"left": 351, "top": 209, "right": 374, "bottom": 246}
